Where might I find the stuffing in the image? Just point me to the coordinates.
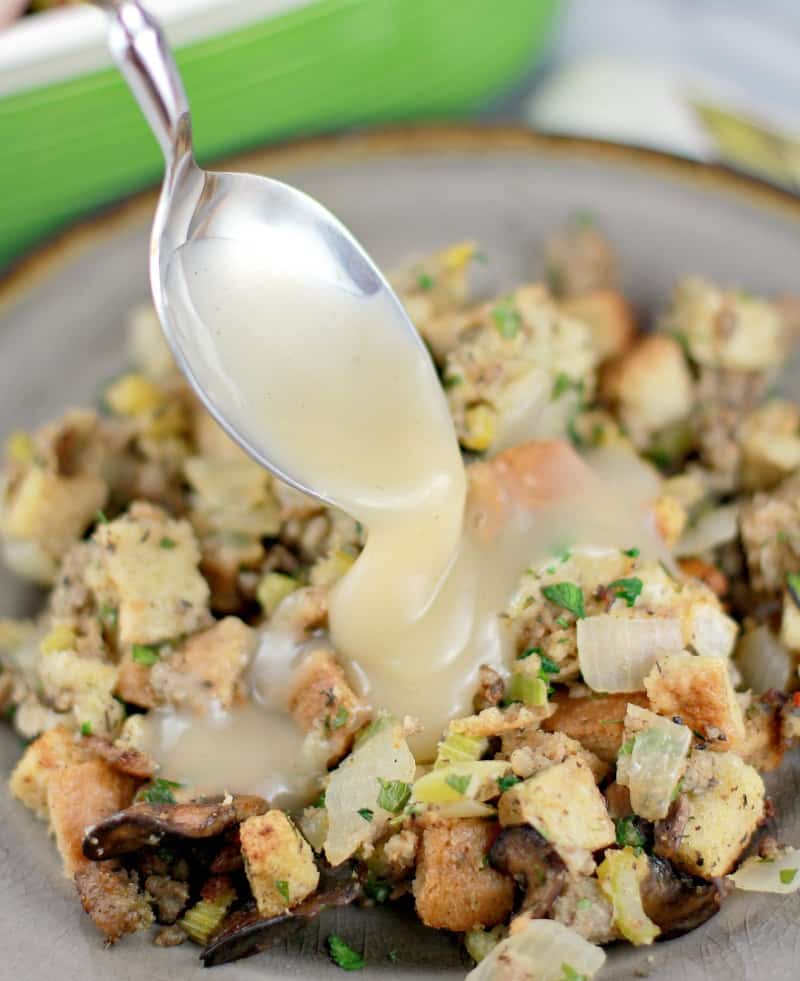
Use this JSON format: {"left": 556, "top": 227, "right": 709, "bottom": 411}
{"left": 413, "top": 815, "right": 513, "bottom": 931}
{"left": 75, "top": 862, "right": 154, "bottom": 943}
{"left": 9, "top": 725, "right": 85, "bottom": 820}
{"left": 448, "top": 704, "right": 552, "bottom": 740}
{"left": 47, "top": 758, "right": 135, "bottom": 877}
{"left": 656, "top": 751, "right": 765, "bottom": 878}
{"left": 501, "top": 728, "right": 609, "bottom": 783}
{"left": 433, "top": 286, "right": 596, "bottom": 452}
{"left": 661, "top": 277, "right": 787, "bottom": 372}
{"left": 601, "top": 335, "right": 694, "bottom": 448}
{"left": 391, "top": 240, "right": 477, "bottom": 348}
{"left": 287, "top": 646, "right": 369, "bottom": 764}
{"left": 551, "top": 876, "right": 618, "bottom": 944}
{"left": 239, "top": 810, "right": 319, "bottom": 918}
{"left": 36, "top": 646, "right": 122, "bottom": 737}
{"left": 739, "top": 473, "right": 800, "bottom": 593}
{"left": 739, "top": 400, "right": 800, "bottom": 491}
{"left": 497, "top": 757, "right": 615, "bottom": 853}
{"left": 644, "top": 653, "right": 745, "bottom": 750}
{"left": 542, "top": 692, "right": 649, "bottom": 763}
{"left": 543, "top": 218, "right": 618, "bottom": 298}
{"left": 560, "top": 289, "right": 636, "bottom": 362}
{"left": 85, "top": 502, "right": 210, "bottom": 646}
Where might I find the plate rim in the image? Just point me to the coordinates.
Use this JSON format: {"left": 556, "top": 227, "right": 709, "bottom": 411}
{"left": 3, "top": 123, "right": 800, "bottom": 318}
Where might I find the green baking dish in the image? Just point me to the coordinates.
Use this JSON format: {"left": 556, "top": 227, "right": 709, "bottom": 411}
{"left": 0, "top": 0, "right": 560, "bottom": 271}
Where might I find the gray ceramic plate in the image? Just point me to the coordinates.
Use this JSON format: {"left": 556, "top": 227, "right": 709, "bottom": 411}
{"left": 2, "top": 127, "right": 800, "bottom": 981}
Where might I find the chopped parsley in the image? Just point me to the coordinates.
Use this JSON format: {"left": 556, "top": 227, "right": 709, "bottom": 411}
{"left": 576, "top": 898, "right": 593, "bottom": 911}
{"left": 312, "top": 790, "right": 326, "bottom": 809}
{"left": 622, "top": 547, "right": 640, "bottom": 558}
{"left": 275, "top": 879, "right": 290, "bottom": 904}
{"left": 445, "top": 773, "right": 471, "bottom": 795}
{"left": 365, "top": 876, "right": 391, "bottom": 903}
{"left": 607, "top": 577, "right": 643, "bottom": 608}
{"left": 615, "top": 817, "right": 646, "bottom": 853}
{"left": 552, "top": 372, "right": 576, "bottom": 400}
{"left": 518, "top": 646, "right": 542, "bottom": 660}
{"left": 98, "top": 604, "right": 118, "bottom": 628}
{"left": 80, "top": 721, "right": 92, "bottom": 737}
{"left": 388, "top": 950, "right": 399, "bottom": 963}
{"left": 131, "top": 643, "right": 160, "bottom": 666}
{"left": 377, "top": 778, "right": 412, "bottom": 814}
{"left": 357, "top": 808, "right": 374, "bottom": 823}
{"left": 139, "top": 777, "right": 182, "bottom": 805}
{"left": 542, "top": 582, "right": 585, "bottom": 619}
{"left": 561, "top": 965, "right": 588, "bottom": 981}
{"left": 416, "top": 272, "right": 436, "bottom": 291}
{"left": 538, "top": 654, "right": 560, "bottom": 676}
{"left": 328, "top": 934, "right": 365, "bottom": 971}
{"left": 329, "top": 706, "right": 349, "bottom": 730}
{"left": 780, "top": 868, "right": 798, "bottom": 885}
{"left": 442, "top": 373, "right": 464, "bottom": 389}
{"left": 491, "top": 301, "right": 522, "bottom": 339}
{"left": 555, "top": 616, "right": 569, "bottom": 628}
{"left": 618, "top": 738, "right": 635, "bottom": 757}
{"left": 159, "top": 536, "right": 177, "bottom": 549}
{"left": 96, "top": 509, "right": 109, "bottom": 524}
{"left": 497, "top": 774, "right": 520, "bottom": 793}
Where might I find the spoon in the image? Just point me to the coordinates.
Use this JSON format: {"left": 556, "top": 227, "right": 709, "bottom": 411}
{"left": 93, "top": 0, "right": 440, "bottom": 511}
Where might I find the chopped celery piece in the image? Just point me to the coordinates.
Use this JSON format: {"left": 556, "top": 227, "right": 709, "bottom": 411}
{"left": 434, "top": 731, "right": 488, "bottom": 769}
{"left": 616, "top": 705, "right": 691, "bottom": 821}
{"left": 597, "top": 847, "right": 660, "bottom": 945}
{"left": 506, "top": 673, "right": 548, "bottom": 707}
{"left": 256, "top": 572, "right": 300, "bottom": 617}
{"left": 414, "top": 761, "right": 511, "bottom": 804}
{"left": 179, "top": 888, "right": 236, "bottom": 945}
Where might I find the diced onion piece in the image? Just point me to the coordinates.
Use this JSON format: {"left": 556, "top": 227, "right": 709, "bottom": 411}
{"left": 465, "top": 925, "right": 507, "bottom": 965}
{"left": 323, "top": 718, "right": 415, "bottom": 866}
{"left": 597, "top": 847, "right": 660, "bottom": 946}
{"left": 731, "top": 848, "right": 800, "bottom": 894}
{"left": 434, "top": 731, "right": 488, "bottom": 769}
{"left": 466, "top": 919, "right": 606, "bottom": 980}
{"left": 735, "top": 626, "right": 793, "bottom": 693}
{"left": 674, "top": 504, "right": 739, "bottom": 557}
{"left": 3, "top": 540, "right": 58, "bottom": 584}
{"left": 577, "top": 615, "right": 683, "bottom": 692}
{"left": 616, "top": 705, "right": 691, "bottom": 821}
{"left": 428, "top": 800, "right": 498, "bottom": 819}
{"left": 413, "top": 761, "right": 511, "bottom": 804}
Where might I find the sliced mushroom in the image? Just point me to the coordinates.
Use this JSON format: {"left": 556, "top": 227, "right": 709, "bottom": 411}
{"left": 83, "top": 795, "right": 267, "bottom": 860}
{"left": 641, "top": 855, "right": 728, "bottom": 938}
{"left": 202, "top": 862, "right": 363, "bottom": 967}
{"left": 488, "top": 826, "right": 567, "bottom": 917}
{"left": 653, "top": 794, "right": 690, "bottom": 863}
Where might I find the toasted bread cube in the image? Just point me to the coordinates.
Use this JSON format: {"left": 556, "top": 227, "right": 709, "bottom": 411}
{"left": 288, "top": 648, "right": 369, "bottom": 764}
{"left": 9, "top": 725, "right": 84, "bottom": 820}
{"left": 47, "top": 759, "right": 134, "bottom": 876}
{"left": 644, "top": 653, "right": 744, "bottom": 749}
{"left": 666, "top": 752, "right": 764, "bottom": 878}
{"left": 240, "top": 811, "right": 319, "bottom": 918}
{"left": 498, "top": 757, "right": 614, "bottom": 852}
{"left": 740, "top": 401, "right": 800, "bottom": 491}
{"left": 561, "top": 289, "right": 636, "bottom": 362}
{"left": 601, "top": 335, "right": 693, "bottom": 447}
{"left": 542, "top": 692, "right": 649, "bottom": 763}
{"left": 86, "top": 502, "right": 210, "bottom": 645}
{"left": 155, "top": 617, "right": 253, "bottom": 709}
{"left": 413, "top": 816, "right": 513, "bottom": 931}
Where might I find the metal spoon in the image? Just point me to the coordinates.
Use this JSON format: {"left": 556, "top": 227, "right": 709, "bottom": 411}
{"left": 93, "top": 0, "right": 431, "bottom": 507}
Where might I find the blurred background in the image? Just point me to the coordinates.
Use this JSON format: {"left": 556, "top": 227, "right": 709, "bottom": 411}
{"left": 1, "top": 0, "right": 799, "bottom": 271}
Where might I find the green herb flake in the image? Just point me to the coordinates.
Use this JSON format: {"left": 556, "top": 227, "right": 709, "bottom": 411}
{"left": 780, "top": 868, "right": 798, "bottom": 885}
{"left": 140, "top": 777, "right": 182, "bottom": 805}
{"left": 80, "top": 721, "right": 92, "bottom": 737}
{"left": 377, "top": 778, "right": 412, "bottom": 814}
{"left": 618, "top": 738, "right": 635, "bottom": 757}
{"left": 96, "top": 509, "right": 109, "bottom": 525}
{"left": 442, "top": 373, "right": 464, "bottom": 389}
{"left": 538, "top": 654, "right": 560, "bottom": 676}
{"left": 497, "top": 774, "right": 520, "bottom": 793}
{"left": 607, "top": 577, "right": 643, "bottom": 608}
{"left": 445, "top": 773, "right": 471, "bottom": 795}
{"left": 357, "top": 808, "right": 374, "bottom": 823}
{"left": 365, "top": 876, "right": 391, "bottom": 903}
{"left": 275, "top": 879, "right": 290, "bottom": 904}
{"left": 622, "top": 547, "right": 640, "bottom": 558}
{"left": 787, "top": 572, "right": 800, "bottom": 606}
{"left": 576, "top": 898, "right": 593, "bottom": 911}
{"left": 555, "top": 616, "right": 569, "bottom": 628}
{"left": 159, "top": 536, "right": 177, "bottom": 549}
{"left": 312, "top": 790, "right": 326, "bottom": 809}
{"left": 518, "top": 646, "right": 542, "bottom": 660}
{"left": 491, "top": 302, "right": 522, "bottom": 339}
{"left": 542, "top": 582, "right": 585, "bottom": 619}
{"left": 552, "top": 372, "right": 575, "bottom": 400}
{"left": 131, "top": 643, "right": 160, "bottom": 666}
{"left": 328, "top": 934, "right": 365, "bottom": 971}
{"left": 387, "top": 950, "right": 399, "bottom": 963}
{"left": 416, "top": 272, "right": 436, "bottom": 291}
{"left": 615, "top": 817, "right": 646, "bottom": 853}
{"left": 561, "top": 965, "right": 588, "bottom": 981}
{"left": 330, "top": 706, "right": 349, "bottom": 730}
{"left": 98, "top": 605, "right": 118, "bottom": 628}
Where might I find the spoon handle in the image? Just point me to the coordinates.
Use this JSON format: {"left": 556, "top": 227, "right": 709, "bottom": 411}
{"left": 91, "top": 0, "right": 191, "bottom": 158}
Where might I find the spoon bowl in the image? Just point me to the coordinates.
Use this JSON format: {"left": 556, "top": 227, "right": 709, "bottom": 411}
{"left": 96, "top": 0, "right": 431, "bottom": 510}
